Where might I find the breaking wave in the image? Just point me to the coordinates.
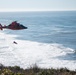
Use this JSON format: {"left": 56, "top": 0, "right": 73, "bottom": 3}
{"left": 0, "top": 32, "right": 76, "bottom": 70}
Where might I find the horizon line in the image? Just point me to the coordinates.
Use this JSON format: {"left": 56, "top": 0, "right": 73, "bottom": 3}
{"left": 0, "top": 9, "right": 76, "bottom": 12}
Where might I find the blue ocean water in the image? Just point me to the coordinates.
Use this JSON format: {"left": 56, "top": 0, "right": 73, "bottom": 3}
{"left": 0, "top": 11, "right": 76, "bottom": 70}
{"left": 1, "top": 11, "right": 76, "bottom": 49}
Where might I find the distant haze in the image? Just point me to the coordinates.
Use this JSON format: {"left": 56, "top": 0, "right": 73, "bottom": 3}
{"left": 0, "top": 0, "right": 76, "bottom": 12}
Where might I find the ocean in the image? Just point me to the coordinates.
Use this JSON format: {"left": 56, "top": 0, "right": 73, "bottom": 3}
{"left": 0, "top": 11, "right": 76, "bottom": 70}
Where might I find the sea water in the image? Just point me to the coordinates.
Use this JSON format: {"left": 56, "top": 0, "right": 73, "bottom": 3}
{"left": 0, "top": 11, "right": 76, "bottom": 70}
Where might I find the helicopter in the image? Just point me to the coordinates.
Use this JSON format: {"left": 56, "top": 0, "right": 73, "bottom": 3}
{"left": 0, "top": 21, "right": 27, "bottom": 30}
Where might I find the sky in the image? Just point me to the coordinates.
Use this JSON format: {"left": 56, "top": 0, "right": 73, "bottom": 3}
{"left": 0, "top": 0, "right": 76, "bottom": 11}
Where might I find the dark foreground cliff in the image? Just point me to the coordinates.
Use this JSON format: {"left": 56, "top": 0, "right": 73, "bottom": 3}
{"left": 0, "top": 64, "right": 76, "bottom": 75}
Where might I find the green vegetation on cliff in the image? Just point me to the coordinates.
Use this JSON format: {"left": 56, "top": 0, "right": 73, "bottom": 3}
{"left": 0, "top": 64, "right": 76, "bottom": 75}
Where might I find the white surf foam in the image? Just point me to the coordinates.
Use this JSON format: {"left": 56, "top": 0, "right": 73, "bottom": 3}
{"left": 0, "top": 32, "right": 76, "bottom": 70}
